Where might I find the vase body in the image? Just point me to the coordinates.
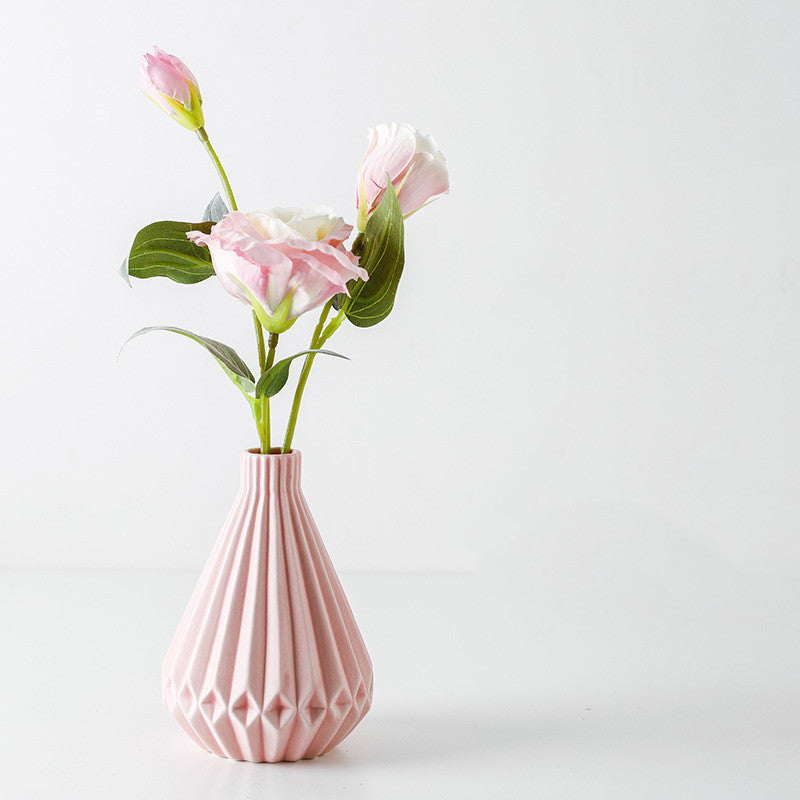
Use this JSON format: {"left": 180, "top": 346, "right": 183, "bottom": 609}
{"left": 162, "top": 449, "right": 373, "bottom": 762}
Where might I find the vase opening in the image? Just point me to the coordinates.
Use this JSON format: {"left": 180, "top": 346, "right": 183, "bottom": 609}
{"left": 246, "top": 447, "right": 298, "bottom": 456}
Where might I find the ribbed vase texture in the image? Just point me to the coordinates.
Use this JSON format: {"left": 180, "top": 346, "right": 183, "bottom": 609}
{"left": 162, "top": 450, "right": 373, "bottom": 762}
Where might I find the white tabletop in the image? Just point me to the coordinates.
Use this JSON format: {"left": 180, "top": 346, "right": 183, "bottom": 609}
{"left": 1, "top": 566, "right": 797, "bottom": 799}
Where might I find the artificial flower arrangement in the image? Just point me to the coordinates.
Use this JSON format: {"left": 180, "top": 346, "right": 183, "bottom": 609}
{"left": 121, "top": 47, "right": 449, "bottom": 763}
{"left": 123, "top": 47, "right": 449, "bottom": 454}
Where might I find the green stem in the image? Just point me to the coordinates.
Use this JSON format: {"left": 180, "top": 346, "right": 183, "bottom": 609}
{"left": 196, "top": 126, "right": 274, "bottom": 454}
{"left": 312, "top": 299, "right": 335, "bottom": 348}
{"left": 262, "top": 333, "right": 279, "bottom": 453}
{"left": 254, "top": 398, "right": 267, "bottom": 453}
{"left": 254, "top": 313, "right": 266, "bottom": 373}
{"left": 196, "top": 127, "right": 238, "bottom": 212}
{"left": 282, "top": 299, "right": 339, "bottom": 453}
{"left": 253, "top": 315, "right": 268, "bottom": 453}
{"left": 319, "top": 307, "right": 346, "bottom": 342}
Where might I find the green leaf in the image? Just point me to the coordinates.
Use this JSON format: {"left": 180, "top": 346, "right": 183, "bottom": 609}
{"left": 125, "top": 220, "right": 215, "bottom": 284}
{"left": 202, "top": 193, "right": 229, "bottom": 223}
{"left": 122, "top": 326, "right": 256, "bottom": 397}
{"left": 343, "top": 181, "right": 405, "bottom": 327}
{"left": 256, "top": 349, "right": 348, "bottom": 398}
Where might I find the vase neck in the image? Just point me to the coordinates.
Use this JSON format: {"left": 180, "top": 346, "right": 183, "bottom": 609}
{"left": 240, "top": 449, "right": 302, "bottom": 494}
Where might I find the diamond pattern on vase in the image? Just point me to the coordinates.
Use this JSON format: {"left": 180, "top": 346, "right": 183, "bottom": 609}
{"left": 300, "top": 691, "right": 328, "bottom": 726}
{"left": 263, "top": 694, "right": 296, "bottom": 730}
{"left": 177, "top": 684, "right": 194, "bottom": 715}
{"left": 332, "top": 688, "right": 353, "bottom": 717}
{"left": 162, "top": 450, "right": 373, "bottom": 762}
{"left": 199, "top": 690, "right": 226, "bottom": 724}
{"left": 231, "top": 692, "right": 260, "bottom": 728}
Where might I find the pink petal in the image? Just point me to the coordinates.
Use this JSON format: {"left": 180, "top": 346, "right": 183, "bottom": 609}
{"left": 284, "top": 257, "right": 345, "bottom": 318}
{"left": 153, "top": 46, "right": 199, "bottom": 89}
{"left": 396, "top": 153, "right": 450, "bottom": 216}
{"left": 190, "top": 215, "right": 294, "bottom": 313}
{"left": 143, "top": 53, "right": 192, "bottom": 108}
{"left": 359, "top": 123, "right": 416, "bottom": 211}
{"left": 283, "top": 238, "right": 367, "bottom": 282}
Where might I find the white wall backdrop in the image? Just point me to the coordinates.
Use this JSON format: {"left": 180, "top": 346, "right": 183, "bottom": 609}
{"left": 1, "top": 0, "right": 799, "bottom": 577}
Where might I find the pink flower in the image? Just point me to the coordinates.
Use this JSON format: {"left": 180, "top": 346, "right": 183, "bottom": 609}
{"left": 188, "top": 208, "right": 368, "bottom": 333}
{"left": 356, "top": 123, "right": 449, "bottom": 229}
{"left": 139, "top": 46, "right": 204, "bottom": 131}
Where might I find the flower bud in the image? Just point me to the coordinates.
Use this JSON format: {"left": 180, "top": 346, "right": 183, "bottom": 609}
{"left": 139, "top": 46, "right": 204, "bottom": 131}
{"left": 356, "top": 123, "right": 449, "bottom": 230}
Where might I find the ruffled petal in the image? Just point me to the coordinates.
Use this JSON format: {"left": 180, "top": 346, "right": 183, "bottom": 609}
{"left": 267, "top": 206, "right": 351, "bottom": 243}
{"left": 190, "top": 207, "right": 363, "bottom": 324}
{"left": 284, "top": 256, "right": 345, "bottom": 318}
{"left": 281, "top": 237, "right": 367, "bottom": 282}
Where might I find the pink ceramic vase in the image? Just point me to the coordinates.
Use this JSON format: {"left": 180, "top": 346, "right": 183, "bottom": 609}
{"left": 162, "top": 449, "right": 373, "bottom": 762}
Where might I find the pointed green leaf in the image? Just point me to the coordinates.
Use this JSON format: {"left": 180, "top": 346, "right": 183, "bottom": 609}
{"left": 122, "top": 326, "right": 255, "bottom": 396}
{"left": 202, "top": 193, "right": 229, "bottom": 223}
{"left": 119, "top": 255, "right": 132, "bottom": 286}
{"left": 125, "top": 220, "right": 215, "bottom": 284}
{"left": 343, "top": 181, "right": 405, "bottom": 327}
{"left": 255, "top": 349, "right": 348, "bottom": 398}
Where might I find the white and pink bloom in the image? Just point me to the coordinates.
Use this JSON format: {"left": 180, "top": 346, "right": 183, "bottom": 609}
{"left": 356, "top": 123, "right": 449, "bottom": 230}
{"left": 139, "top": 47, "right": 204, "bottom": 131}
{"left": 188, "top": 208, "right": 367, "bottom": 333}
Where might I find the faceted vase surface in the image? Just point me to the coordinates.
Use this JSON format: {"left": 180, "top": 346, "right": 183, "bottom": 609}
{"left": 162, "top": 449, "right": 373, "bottom": 762}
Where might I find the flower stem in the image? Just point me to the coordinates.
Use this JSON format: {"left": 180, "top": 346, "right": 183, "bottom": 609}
{"left": 196, "top": 127, "right": 238, "bottom": 212}
{"left": 254, "top": 313, "right": 266, "bottom": 373}
{"left": 254, "top": 399, "right": 267, "bottom": 453}
{"left": 196, "top": 126, "right": 272, "bottom": 454}
{"left": 261, "top": 333, "right": 279, "bottom": 453}
{"left": 320, "top": 307, "right": 346, "bottom": 342}
{"left": 253, "top": 314, "right": 268, "bottom": 452}
{"left": 282, "top": 299, "right": 340, "bottom": 453}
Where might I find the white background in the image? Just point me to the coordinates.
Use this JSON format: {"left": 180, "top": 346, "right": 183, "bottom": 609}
{"left": 1, "top": 1, "right": 799, "bottom": 797}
